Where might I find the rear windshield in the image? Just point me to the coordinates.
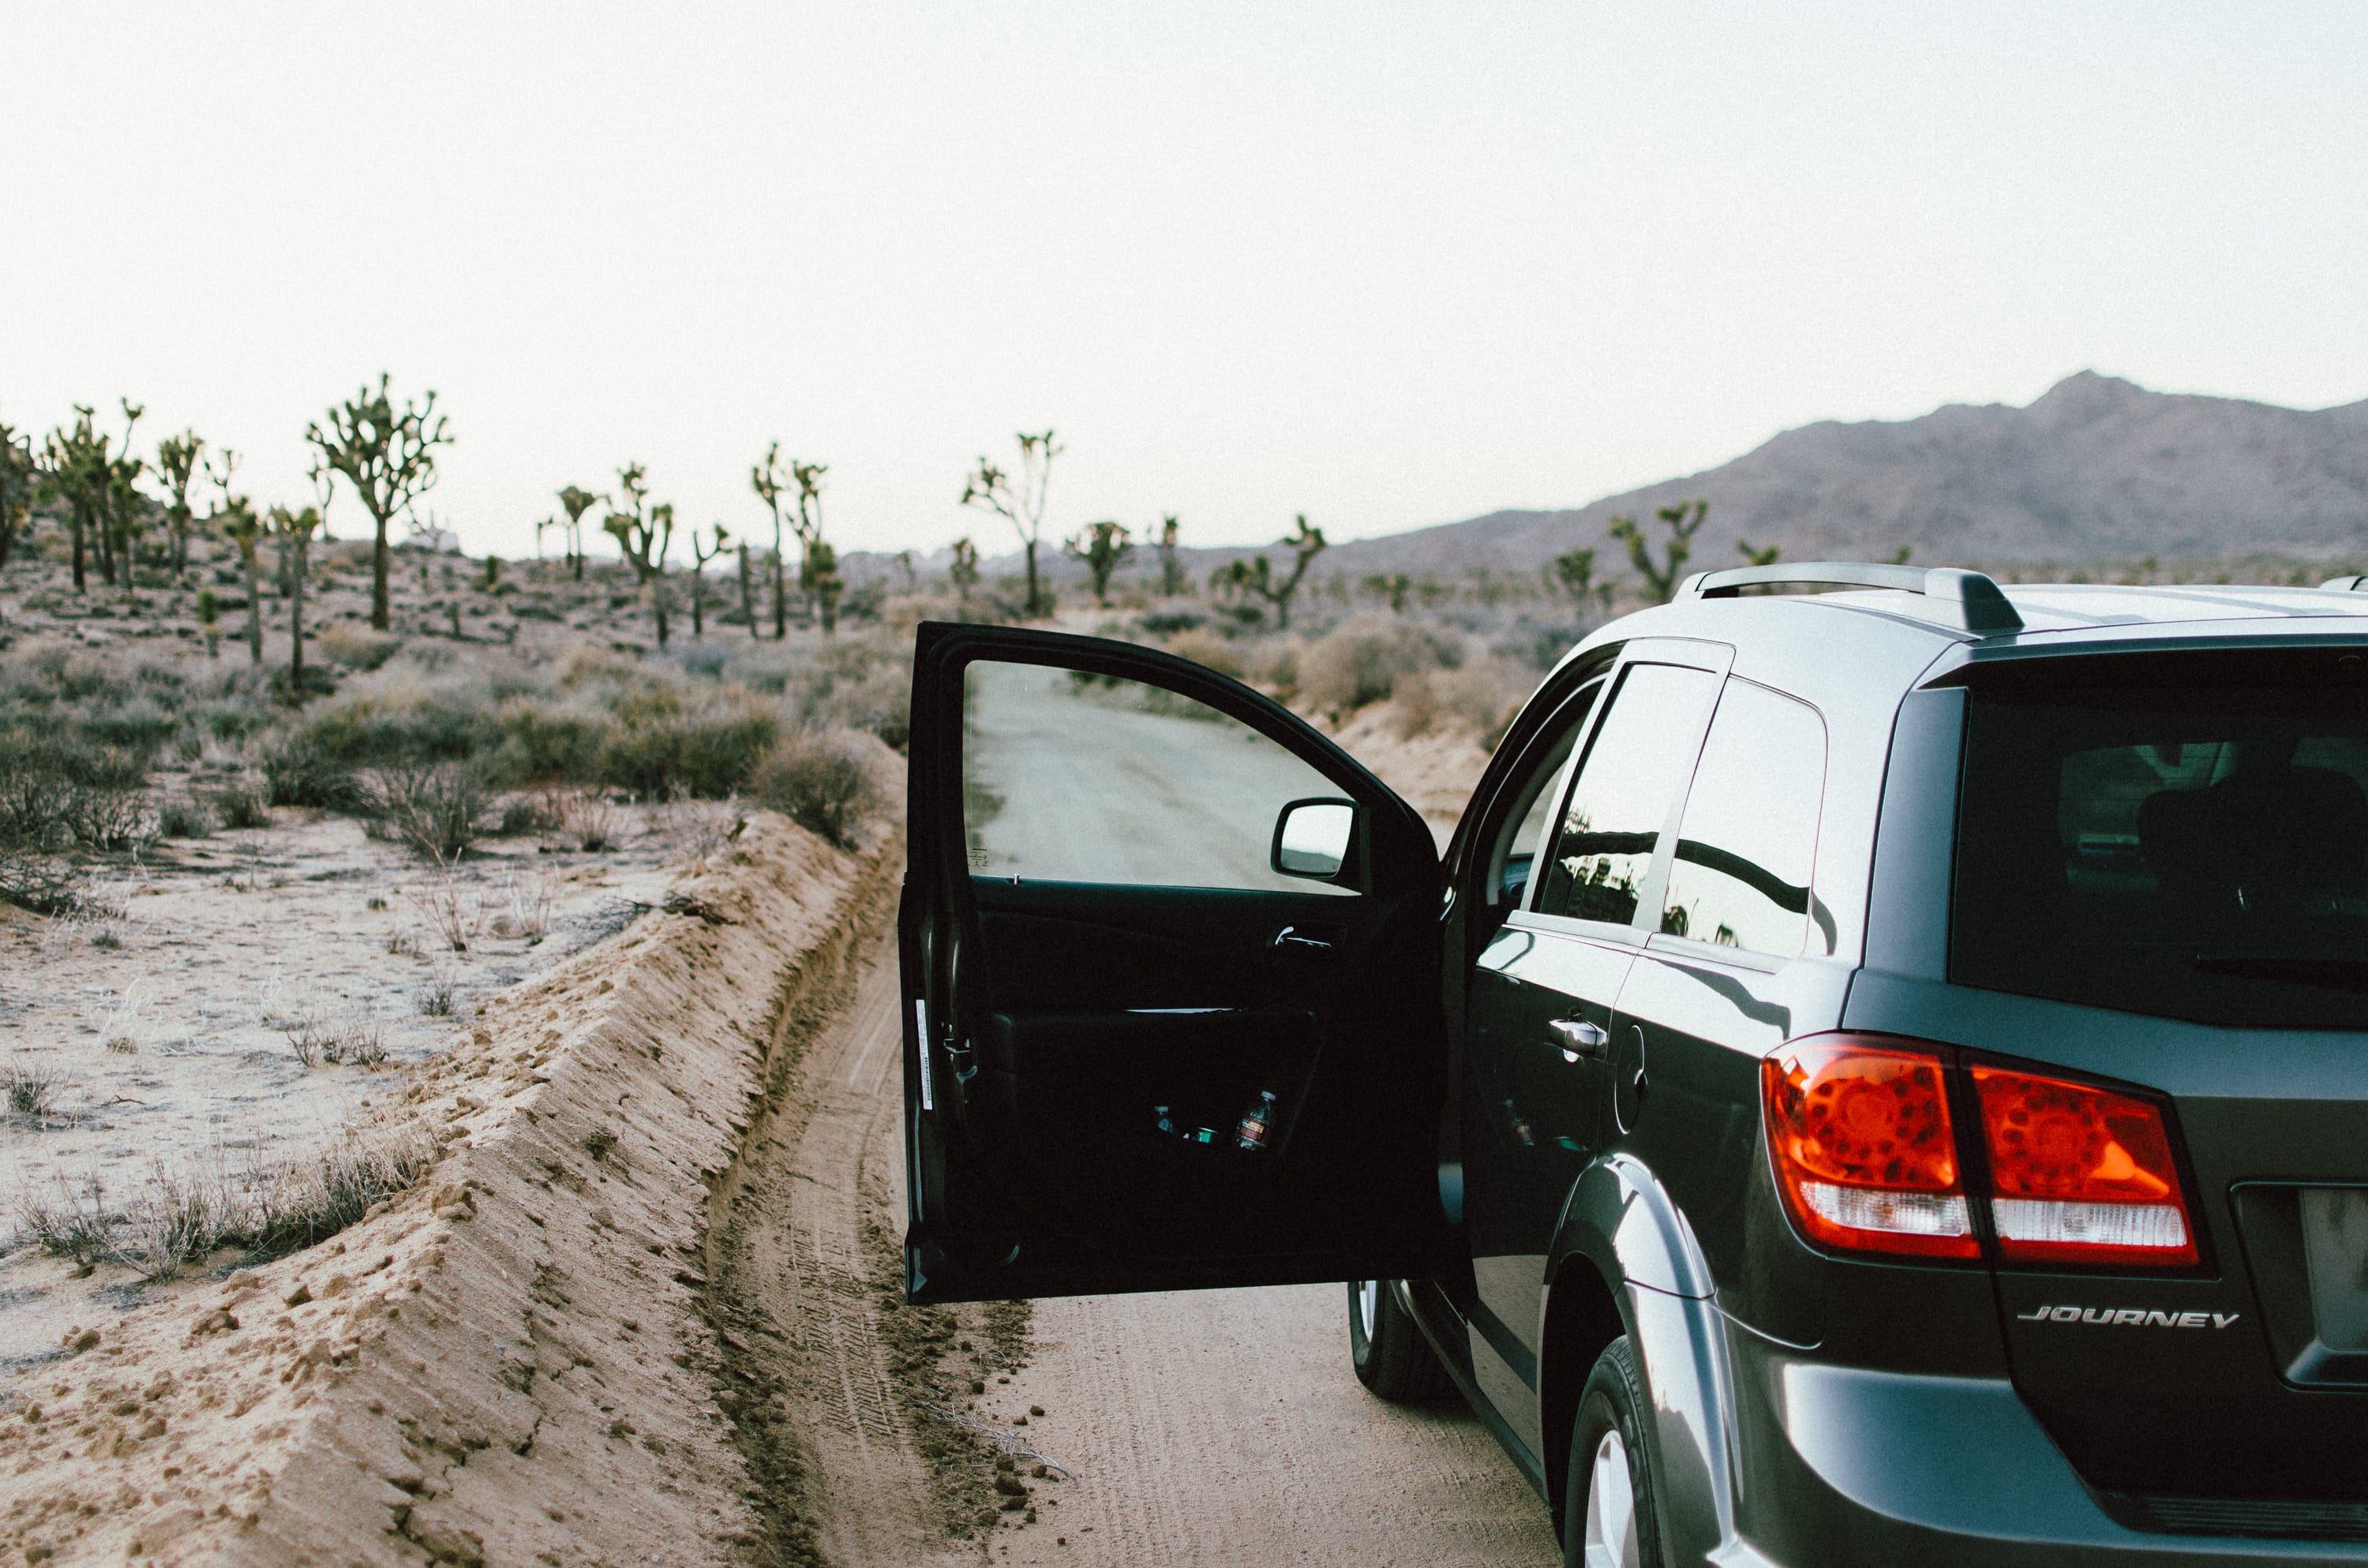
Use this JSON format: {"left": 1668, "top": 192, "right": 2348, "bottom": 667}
{"left": 1952, "top": 678, "right": 2368, "bottom": 1029}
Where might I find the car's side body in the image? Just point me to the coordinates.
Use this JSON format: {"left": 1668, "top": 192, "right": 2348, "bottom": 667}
{"left": 901, "top": 574, "right": 2368, "bottom": 1566}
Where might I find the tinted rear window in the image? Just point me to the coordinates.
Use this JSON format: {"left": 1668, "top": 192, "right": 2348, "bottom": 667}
{"left": 1953, "top": 681, "right": 2368, "bottom": 1029}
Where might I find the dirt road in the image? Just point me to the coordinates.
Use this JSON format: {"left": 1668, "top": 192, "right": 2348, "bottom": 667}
{"left": 718, "top": 906, "right": 1561, "bottom": 1567}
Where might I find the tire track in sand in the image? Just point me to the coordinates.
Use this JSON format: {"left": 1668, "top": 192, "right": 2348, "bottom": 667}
{"left": 718, "top": 887, "right": 1561, "bottom": 1567}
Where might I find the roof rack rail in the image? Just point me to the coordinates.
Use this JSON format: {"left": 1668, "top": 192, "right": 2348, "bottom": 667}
{"left": 2320, "top": 576, "right": 2368, "bottom": 593}
{"left": 1674, "top": 561, "right": 2025, "bottom": 634}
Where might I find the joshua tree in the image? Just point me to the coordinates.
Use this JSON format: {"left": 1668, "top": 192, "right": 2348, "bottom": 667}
{"left": 751, "top": 443, "right": 792, "bottom": 639}
{"left": 197, "top": 586, "right": 221, "bottom": 657}
{"left": 948, "top": 537, "right": 980, "bottom": 602}
{"left": 0, "top": 423, "right": 33, "bottom": 571}
{"left": 155, "top": 429, "right": 204, "bottom": 577}
{"left": 690, "top": 523, "right": 730, "bottom": 638}
{"left": 268, "top": 504, "right": 323, "bottom": 689}
{"left": 1213, "top": 514, "right": 1327, "bottom": 630}
{"left": 804, "top": 536, "right": 842, "bottom": 634}
{"left": 1737, "top": 540, "right": 1781, "bottom": 567}
{"left": 97, "top": 399, "right": 146, "bottom": 591}
{"left": 556, "top": 485, "right": 602, "bottom": 582}
{"left": 736, "top": 543, "right": 756, "bottom": 634}
{"left": 1362, "top": 571, "right": 1412, "bottom": 613}
{"left": 893, "top": 549, "right": 918, "bottom": 593}
{"left": 601, "top": 462, "right": 676, "bottom": 648}
{"left": 38, "top": 406, "right": 121, "bottom": 593}
{"left": 306, "top": 373, "right": 452, "bottom": 631}
{"left": 207, "top": 450, "right": 265, "bottom": 664}
{"left": 1552, "top": 546, "right": 1615, "bottom": 615}
{"left": 1066, "top": 520, "right": 1133, "bottom": 608}
{"left": 1156, "top": 514, "right": 1187, "bottom": 596}
{"left": 961, "top": 429, "right": 1062, "bottom": 618}
{"left": 789, "top": 459, "right": 837, "bottom": 633}
{"left": 1609, "top": 500, "right": 1707, "bottom": 605}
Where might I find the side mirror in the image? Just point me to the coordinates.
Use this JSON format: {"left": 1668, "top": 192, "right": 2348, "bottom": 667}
{"left": 1272, "top": 797, "right": 1356, "bottom": 881}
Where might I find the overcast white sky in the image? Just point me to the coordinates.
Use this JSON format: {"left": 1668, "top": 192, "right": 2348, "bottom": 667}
{"left": 5, "top": 2, "right": 2364, "bottom": 561}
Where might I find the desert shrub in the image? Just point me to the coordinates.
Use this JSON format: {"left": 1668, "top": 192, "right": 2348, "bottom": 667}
{"left": 1163, "top": 624, "right": 1246, "bottom": 679}
{"left": 1297, "top": 613, "right": 1463, "bottom": 718}
{"left": 256, "top": 730, "right": 362, "bottom": 809}
{"left": 208, "top": 775, "right": 273, "bottom": 829}
{"left": 770, "top": 633, "right": 913, "bottom": 750}
{"left": 497, "top": 791, "right": 563, "bottom": 836}
{"left": 364, "top": 762, "right": 487, "bottom": 860}
{"left": 1389, "top": 659, "right": 1536, "bottom": 740}
{"left": 0, "top": 730, "right": 153, "bottom": 848}
{"left": 157, "top": 795, "right": 215, "bottom": 839}
{"left": 751, "top": 728, "right": 881, "bottom": 848}
{"left": 495, "top": 695, "right": 608, "bottom": 782}
{"left": 0, "top": 844, "right": 83, "bottom": 915}
{"left": 300, "top": 687, "right": 502, "bottom": 768}
{"left": 596, "top": 694, "right": 778, "bottom": 799}
{"left": 314, "top": 623, "right": 403, "bottom": 671}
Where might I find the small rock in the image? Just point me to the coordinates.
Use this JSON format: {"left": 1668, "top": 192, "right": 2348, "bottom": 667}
{"left": 283, "top": 1285, "right": 313, "bottom": 1308}
{"left": 320, "top": 1274, "right": 352, "bottom": 1299}
{"left": 65, "top": 1330, "right": 99, "bottom": 1354}
{"left": 1029, "top": 1405, "right": 1044, "bottom": 1416}
{"left": 139, "top": 1417, "right": 166, "bottom": 1440}
{"left": 1014, "top": 1415, "right": 1028, "bottom": 1426}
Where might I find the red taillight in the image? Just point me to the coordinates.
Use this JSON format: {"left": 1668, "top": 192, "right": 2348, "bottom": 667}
{"left": 1762, "top": 1037, "right": 1976, "bottom": 1259}
{"left": 1971, "top": 1065, "right": 2198, "bottom": 1268}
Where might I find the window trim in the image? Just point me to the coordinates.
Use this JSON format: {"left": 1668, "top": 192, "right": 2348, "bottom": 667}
{"left": 1518, "top": 637, "right": 1733, "bottom": 943}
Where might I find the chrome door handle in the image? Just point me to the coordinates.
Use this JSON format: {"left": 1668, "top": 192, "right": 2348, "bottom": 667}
{"left": 1549, "top": 1018, "right": 1609, "bottom": 1062}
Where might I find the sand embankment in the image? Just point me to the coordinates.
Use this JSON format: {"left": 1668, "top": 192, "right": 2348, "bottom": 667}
{"left": 2, "top": 808, "right": 897, "bottom": 1568}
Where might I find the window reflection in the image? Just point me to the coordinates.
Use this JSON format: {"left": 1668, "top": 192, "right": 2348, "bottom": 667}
{"left": 1534, "top": 663, "right": 1720, "bottom": 924}
{"left": 1659, "top": 679, "right": 1826, "bottom": 958}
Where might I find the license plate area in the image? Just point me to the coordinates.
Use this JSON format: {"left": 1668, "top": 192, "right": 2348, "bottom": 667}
{"left": 2232, "top": 1184, "right": 2368, "bottom": 1385}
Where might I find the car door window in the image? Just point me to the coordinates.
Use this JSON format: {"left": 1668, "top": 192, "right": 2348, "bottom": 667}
{"left": 1482, "top": 680, "right": 1602, "bottom": 913}
{"left": 962, "top": 658, "right": 1352, "bottom": 893}
{"left": 1658, "top": 679, "right": 1827, "bottom": 957}
{"left": 1532, "top": 661, "right": 1721, "bottom": 925}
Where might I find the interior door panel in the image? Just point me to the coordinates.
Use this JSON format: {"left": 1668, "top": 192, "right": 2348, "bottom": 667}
{"left": 904, "top": 623, "right": 1456, "bottom": 1303}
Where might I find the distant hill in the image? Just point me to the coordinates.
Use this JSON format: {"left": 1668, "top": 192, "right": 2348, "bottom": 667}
{"left": 1314, "top": 372, "right": 2368, "bottom": 578}
{"left": 849, "top": 372, "right": 2368, "bottom": 591}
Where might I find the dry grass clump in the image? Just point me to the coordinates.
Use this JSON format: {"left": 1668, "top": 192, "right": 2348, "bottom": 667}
{"left": 750, "top": 728, "right": 881, "bottom": 848}
{"left": 403, "top": 870, "right": 485, "bottom": 952}
{"left": 557, "top": 788, "right": 622, "bottom": 851}
{"left": 5, "top": 1058, "right": 62, "bottom": 1118}
{"left": 284, "top": 1012, "right": 389, "bottom": 1069}
{"left": 13, "top": 1123, "right": 437, "bottom": 1277}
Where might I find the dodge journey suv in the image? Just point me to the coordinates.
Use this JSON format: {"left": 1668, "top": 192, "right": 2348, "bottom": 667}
{"left": 898, "top": 562, "right": 2368, "bottom": 1566}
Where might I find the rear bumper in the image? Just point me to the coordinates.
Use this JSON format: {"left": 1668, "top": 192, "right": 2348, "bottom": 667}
{"left": 1725, "top": 1335, "right": 2368, "bottom": 1565}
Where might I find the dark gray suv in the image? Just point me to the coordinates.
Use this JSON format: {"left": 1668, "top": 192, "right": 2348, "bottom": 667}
{"left": 899, "top": 563, "right": 2368, "bottom": 1566}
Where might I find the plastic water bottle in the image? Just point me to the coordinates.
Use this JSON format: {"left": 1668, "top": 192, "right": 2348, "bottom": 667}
{"left": 1153, "top": 1105, "right": 1177, "bottom": 1137}
{"left": 1235, "top": 1090, "right": 1278, "bottom": 1151}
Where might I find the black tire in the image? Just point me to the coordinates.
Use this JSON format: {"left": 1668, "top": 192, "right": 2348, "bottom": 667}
{"left": 1564, "top": 1337, "right": 1666, "bottom": 1568}
{"left": 1347, "top": 1279, "right": 1454, "bottom": 1400}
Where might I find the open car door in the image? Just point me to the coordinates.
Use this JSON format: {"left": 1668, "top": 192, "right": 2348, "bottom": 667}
{"left": 901, "top": 623, "right": 1458, "bottom": 1303}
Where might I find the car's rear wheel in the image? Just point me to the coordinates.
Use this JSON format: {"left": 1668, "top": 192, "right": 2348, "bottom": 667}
{"left": 1347, "top": 1279, "right": 1452, "bottom": 1400}
{"left": 1565, "top": 1337, "right": 1665, "bottom": 1568}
